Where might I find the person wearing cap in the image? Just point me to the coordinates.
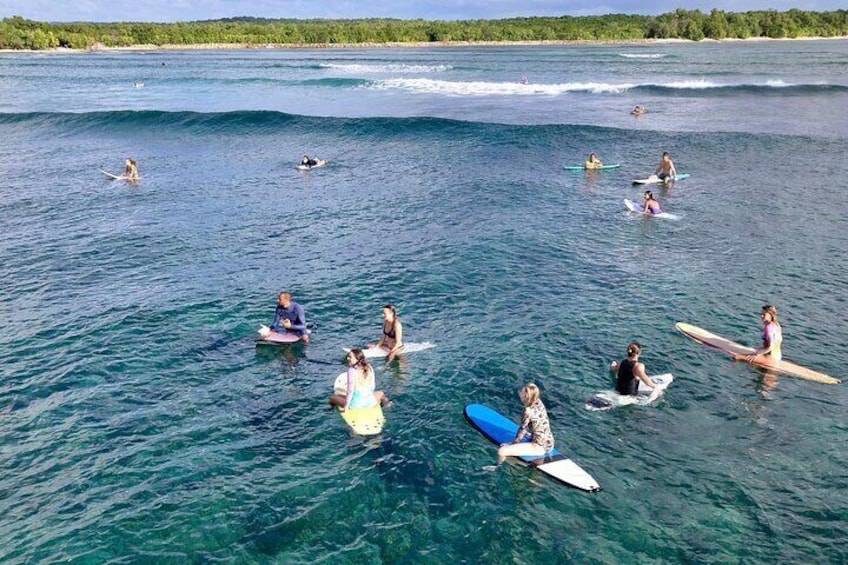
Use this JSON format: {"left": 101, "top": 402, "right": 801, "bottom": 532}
{"left": 268, "top": 291, "right": 310, "bottom": 343}
{"left": 585, "top": 153, "right": 603, "bottom": 169}
{"left": 609, "top": 342, "right": 659, "bottom": 399}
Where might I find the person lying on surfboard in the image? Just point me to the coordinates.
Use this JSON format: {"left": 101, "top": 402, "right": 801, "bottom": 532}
{"left": 584, "top": 153, "right": 603, "bottom": 169}
{"left": 609, "top": 342, "right": 661, "bottom": 402}
{"left": 268, "top": 291, "right": 310, "bottom": 343}
{"left": 642, "top": 191, "right": 663, "bottom": 215}
{"left": 631, "top": 105, "right": 647, "bottom": 116}
{"left": 329, "top": 348, "right": 389, "bottom": 411}
{"left": 124, "top": 158, "right": 139, "bottom": 181}
{"left": 733, "top": 305, "right": 783, "bottom": 364}
{"left": 300, "top": 155, "right": 319, "bottom": 168}
{"left": 652, "top": 152, "right": 677, "bottom": 183}
{"left": 368, "top": 303, "right": 404, "bottom": 362}
{"left": 493, "top": 383, "right": 555, "bottom": 468}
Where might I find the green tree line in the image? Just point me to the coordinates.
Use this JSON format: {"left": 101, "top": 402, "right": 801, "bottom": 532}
{"left": 0, "top": 10, "right": 846, "bottom": 50}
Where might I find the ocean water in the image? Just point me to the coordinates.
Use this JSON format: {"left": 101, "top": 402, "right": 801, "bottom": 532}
{"left": 1, "top": 41, "right": 847, "bottom": 563}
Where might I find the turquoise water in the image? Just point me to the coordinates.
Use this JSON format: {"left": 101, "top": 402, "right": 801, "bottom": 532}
{"left": 1, "top": 42, "right": 848, "bottom": 563}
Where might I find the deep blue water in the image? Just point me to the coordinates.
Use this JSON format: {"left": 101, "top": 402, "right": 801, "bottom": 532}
{"left": 1, "top": 41, "right": 847, "bottom": 563}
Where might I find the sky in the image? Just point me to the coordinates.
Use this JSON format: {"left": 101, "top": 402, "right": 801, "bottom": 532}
{"left": 0, "top": 0, "right": 843, "bottom": 23}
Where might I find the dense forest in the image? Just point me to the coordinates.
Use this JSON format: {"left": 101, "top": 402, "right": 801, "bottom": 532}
{"left": 0, "top": 10, "right": 846, "bottom": 50}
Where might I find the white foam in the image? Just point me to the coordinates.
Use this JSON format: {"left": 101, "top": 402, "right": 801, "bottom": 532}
{"left": 320, "top": 63, "right": 452, "bottom": 73}
{"left": 618, "top": 53, "right": 667, "bottom": 59}
{"left": 368, "top": 78, "right": 637, "bottom": 96}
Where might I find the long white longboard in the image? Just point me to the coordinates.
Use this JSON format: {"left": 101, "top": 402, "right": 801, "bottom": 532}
{"left": 342, "top": 342, "right": 436, "bottom": 359}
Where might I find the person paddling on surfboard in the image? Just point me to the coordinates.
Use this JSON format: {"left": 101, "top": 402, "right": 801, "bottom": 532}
{"left": 642, "top": 191, "right": 663, "bottom": 215}
{"left": 733, "top": 305, "right": 783, "bottom": 364}
{"left": 268, "top": 291, "right": 310, "bottom": 343}
{"left": 652, "top": 152, "right": 677, "bottom": 183}
{"left": 585, "top": 153, "right": 603, "bottom": 169}
{"left": 609, "top": 342, "right": 661, "bottom": 402}
{"left": 494, "top": 383, "right": 555, "bottom": 468}
{"left": 369, "top": 303, "right": 404, "bottom": 362}
{"left": 301, "top": 155, "right": 318, "bottom": 169}
{"left": 329, "top": 348, "right": 389, "bottom": 411}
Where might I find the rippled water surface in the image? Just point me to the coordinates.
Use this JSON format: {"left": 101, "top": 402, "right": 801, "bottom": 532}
{"left": 1, "top": 41, "right": 847, "bottom": 563}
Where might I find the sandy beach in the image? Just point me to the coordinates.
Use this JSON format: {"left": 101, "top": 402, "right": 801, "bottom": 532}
{"left": 1, "top": 35, "right": 845, "bottom": 54}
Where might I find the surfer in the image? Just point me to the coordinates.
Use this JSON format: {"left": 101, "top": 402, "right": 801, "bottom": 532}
{"left": 369, "top": 303, "right": 404, "bottom": 362}
{"left": 733, "top": 305, "right": 783, "bottom": 364}
{"left": 642, "top": 191, "right": 663, "bottom": 215}
{"left": 329, "top": 348, "right": 389, "bottom": 411}
{"left": 585, "top": 153, "right": 603, "bottom": 169}
{"left": 520, "top": 76, "right": 528, "bottom": 85}
{"left": 124, "top": 158, "right": 139, "bottom": 181}
{"left": 301, "top": 155, "right": 318, "bottom": 169}
{"left": 494, "top": 383, "right": 555, "bottom": 467}
{"left": 653, "top": 152, "right": 677, "bottom": 182}
{"left": 631, "top": 105, "right": 647, "bottom": 115}
{"left": 269, "top": 291, "right": 310, "bottom": 343}
{"left": 609, "top": 342, "right": 661, "bottom": 400}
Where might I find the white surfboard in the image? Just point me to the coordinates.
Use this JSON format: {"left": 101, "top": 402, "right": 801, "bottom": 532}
{"left": 632, "top": 173, "right": 689, "bottom": 185}
{"left": 99, "top": 169, "right": 140, "bottom": 181}
{"left": 296, "top": 159, "right": 327, "bottom": 171}
{"left": 585, "top": 373, "right": 674, "bottom": 411}
{"left": 343, "top": 342, "right": 436, "bottom": 359}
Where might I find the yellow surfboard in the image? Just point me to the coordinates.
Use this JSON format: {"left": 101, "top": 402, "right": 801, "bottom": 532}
{"left": 675, "top": 322, "right": 840, "bottom": 385}
{"left": 333, "top": 373, "right": 385, "bottom": 435}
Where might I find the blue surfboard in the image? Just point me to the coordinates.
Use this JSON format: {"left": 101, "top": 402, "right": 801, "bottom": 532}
{"left": 464, "top": 404, "right": 601, "bottom": 492}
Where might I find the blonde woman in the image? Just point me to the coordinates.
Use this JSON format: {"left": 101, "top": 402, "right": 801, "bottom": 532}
{"left": 495, "top": 383, "right": 555, "bottom": 467}
{"left": 734, "top": 305, "right": 783, "bottom": 364}
{"left": 329, "top": 348, "right": 388, "bottom": 411}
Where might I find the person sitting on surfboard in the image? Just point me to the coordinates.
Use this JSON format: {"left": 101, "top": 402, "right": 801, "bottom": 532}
{"left": 585, "top": 153, "right": 603, "bottom": 169}
{"left": 269, "top": 291, "right": 310, "bottom": 343}
{"left": 631, "top": 105, "right": 647, "bottom": 116}
{"left": 653, "top": 152, "right": 677, "bottom": 182}
{"left": 124, "top": 158, "right": 139, "bottom": 181}
{"left": 609, "top": 342, "right": 659, "bottom": 398}
{"left": 643, "top": 191, "right": 663, "bottom": 215}
{"left": 329, "top": 348, "right": 389, "bottom": 411}
{"left": 733, "top": 305, "right": 783, "bottom": 364}
{"left": 301, "top": 155, "right": 318, "bottom": 168}
{"left": 494, "top": 383, "right": 555, "bottom": 467}
{"left": 369, "top": 303, "right": 404, "bottom": 362}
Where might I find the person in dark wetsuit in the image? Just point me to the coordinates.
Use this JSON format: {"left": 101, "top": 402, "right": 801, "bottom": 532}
{"left": 301, "top": 155, "right": 318, "bottom": 168}
{"left": 609, "top": 342, "right": 658, "bottom": 397}
{"left": 369, "top": 303, "right": 404, "bottom": 362}
{"left": 269, "top": 291, "right": 310, "bottom": 343}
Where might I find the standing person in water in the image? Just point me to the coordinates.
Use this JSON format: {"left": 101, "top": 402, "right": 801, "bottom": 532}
{"left": 642, "top": 191, "right": 663, "bottom": 215}
{"left": 734, "top": 305, "right": 783, "bottom": 364}
{"left": 268, "top": 291, "right": 310, "bottom": 343}
{"left": 493, "top": 383, "right": 555, "bottom": 468}
{"left": 585, "top": 153, "right": 603, "bottom": 169}
{"left": 370, "top": 303, "right": 404, "bottom": 362}
{"left": 609, "top": 342, "right": 660, "bottom": 401}
{"left": 329, "top": 348, "right": 389, "bottom": 411}
{"left": 653, "top": 152, "right": 677, "bottom": 182}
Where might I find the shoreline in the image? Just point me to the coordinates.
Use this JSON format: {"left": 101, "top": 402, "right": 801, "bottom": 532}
{"left": 1, "top": 35, "right": 847, "bottom": 54}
